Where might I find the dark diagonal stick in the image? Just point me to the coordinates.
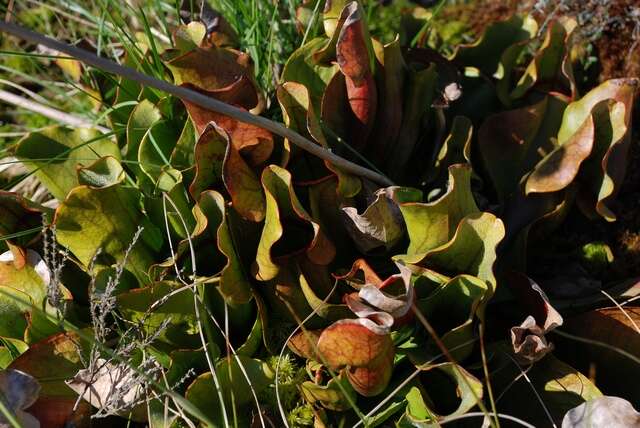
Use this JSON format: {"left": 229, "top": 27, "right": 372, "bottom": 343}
{"left": 0, "top": 20, "right": 394, "bottom": 187}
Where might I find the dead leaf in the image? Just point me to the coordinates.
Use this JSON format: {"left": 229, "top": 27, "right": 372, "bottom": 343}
{"left": 340, "top": 187, "right": 409, "bottom": 253}
{"left": 562, "top": 396, "right": 640, "bottom": 428}
{"left": 507, "top": 272, "right": 563, "bottom": 364}
{"left": 0, "top": 369, "right": 40, "bottom": 428}
{"left": 317, "top": 317, "right": 394, "bottom": 396}
{"left": 66, "top": 358, "right": 155, "bottom": 422}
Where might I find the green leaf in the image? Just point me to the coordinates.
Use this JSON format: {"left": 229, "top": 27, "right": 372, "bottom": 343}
{"left": 236, "top": 312, "right": 262, "bottom": 357}
{"left": 148, "top": 348, "right": 209, "bottom": 427}
{"left": 542, "top": 355, "right": 601, "bottom": 401}
{"left": 494, "top": 347, "right": 602, "bottom": 426}
{"left": 185, "top": 356, "right": 273, "bottom": 423}
{"left": 478, "top": 94, "right": 567, "bottom": 203}
{"left": 282, "top": 37, "right": 339, "bottom": 112}
{"left": 403, "top": 363, "right": 483, "bottom": 425}
{"left": 298, "top": 260, "right": 352, "bottom": 321}
{"left": 15, "top": 126, "right": 120, "bottom": 200}
{"left": 55, "top": 172, "right": 162, "bottom": 285}
{"left": 0, "top": 248, "right": 66, "bottom": 345}
{"left": 400, "top": 165, "right": 479, "bottom": 257}
{"left": 277, "top": 81, "right": 311, "bottom": 139}
{"left": 391, "top": 63, "right": 437, "bottom": 177}
{"left": 117, "top": 281, "right": 202, "bottom": 348}
{"left": 399, "top": 212, "right": 505, "bottom": 294}
{"left": 0, "top": 337, "right": 28, "bottom": 369}
{"left": 299, "top": 268, "right": 353, "bottom": 321}
{"left": 254, "top": 165, "right": 335, "bottom": 281}
{"left": 414, "top": 274, "right": 488, "bottom": 361}
{"left": 510, "top": 20, "right": 575, "bottom": 100}
{"left": 525, "top": 111, "right": 595, "bottom": 195}
{"left": 561, "top": 307, "right": 640, "bottom": 403}
{"left": 189, "top": 124, "right": 226, "bottom": 198}
{"left": 169, "top": 119, "right": 197, "bottom": 171}
{"left": 144, "top": 167, "right": 195, "bottom": 240}
{"left": 312, "top": 1, "right": 349, "bottom": 65}
{"left": 300, "top": 372, "right": 356, "bottom": 411}
{"left": 322, "top": 0, "right": 350, "bottom": 38}
{"left": 453, "top": 14, "right": 537, "bottom": 77}
{"left": 197, "top": 191, "right": 253, "bottom": 305}
{"left": 189, "top": 121, "right": 270, "bottom": 223}
{"left": 76, "top": 156, "right": 125, "bottom": 188}
{"left": 138, "top": 120, "right": 180, "bottom": 183}
{"left": 369, "top": 37, "right": 405, "bottom": 166}
{"left": 261, "top": 261, "right": 324, "bottom": 329}
{"left": 404, "top": 385, "right": 435, "bottom": 423}
{"left": 579, "top": 241, "right": 613, "bottom": 273}
{"left": 173, "top": 22, "right": 206, "bottom": 52}
{"left": 534, "top": 78, "right": 638, "bottom": 220}
{"left": 0, "top": 287, "right": 29, "bottom": 340}
{"left": 0, "top": 192, "right": 51, "bottom": 250}
{"left": 560, "top": 82, "right": 633, "bottom": 145}
{"left": 166, "top": 348, "right": 207, "bottom": 389}
{"left": 126, "top": 100, "right": 162, "bottom": 175}
{"left": 307, "top": 177, "right": 355, "bottom": 256}
{"left": 428, "top": 116, "right": 473, "bottom": 184}
{"left": 0, "top": 249, "right": 48, "bottom": 307}
{"left": 277, "top": 81, "right": 361, "bottom": 198}
{"left": 108, "top": 55, "right": 145, "bottom": 146}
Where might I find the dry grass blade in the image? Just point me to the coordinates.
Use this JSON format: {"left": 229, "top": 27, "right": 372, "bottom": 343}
{"left": 439, "top": 411, "right": 536, "bottom": 427}
{"left": 599, "top": 289, "right": 640, "bottom": 334}
{"left": 162, "top": 192, "right": 267, "bottom": 428}
{"left": 552, "top": 329, "right": 640, "bottom": 366}
{"left": 0, "top": 89, "right": 110, "bottom": 132}
{"left": 161, "top": 194, "right": 231, "bottom": 428}
{"left": 274, "top": 281, "right": 341, "bottom": 428}
{"left": 352, "top": 338, "right": 480, "bottom": 428}
{"left": 0, "top": 286, "right": 218, "bottom": 426}
{"left": 411, "top": 303, "right": 498, "bottom": 428}
{"left": 502, "top": 353, "right": 557, "bottom": 428}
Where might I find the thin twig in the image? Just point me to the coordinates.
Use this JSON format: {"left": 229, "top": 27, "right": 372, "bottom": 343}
{"left": 412, "top": 304, "right": 498, "bottom": 428}
{"left": 353, "top": 338, "right": 480, "bottom": 428}
{"left": 503, "top": 353, "right": 557, "bottom": 428}
{"left": 4, "top": 0, "right": 14, "bottom": 23}
{"left": 161, "top": 192, "right": 267, "bottom": 428}
{"left": 599, "top": 289, "right": 640, "bottom": 334}
{"left": 439, "top": 412, "right": 536, "bottom": 428}
{"left": 161, "top": 194, "right": 231, "bottom": 428}
{"left": 0, "top": 89, "right": 110, "bottom": 132}
{"left": 552, "top": 329, "right": 640, "bottom": 366}
{"left": 0, "top": 20, "right": 394, "bottom": 187}
{"left": 0, "top": 78, "right": 50, "bottom": 104}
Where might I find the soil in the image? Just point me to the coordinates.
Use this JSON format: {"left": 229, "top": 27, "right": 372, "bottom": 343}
{"left": 607, "top": 133, "right": 640, "bottom": 279}
{"left": 590, "top": 0, "right": 640, "bottom": 80}
{"left": 441, "top": 0, "right": 640, "bottom": 80}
